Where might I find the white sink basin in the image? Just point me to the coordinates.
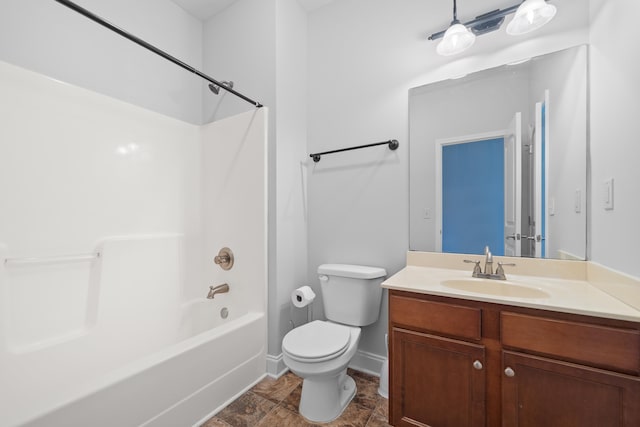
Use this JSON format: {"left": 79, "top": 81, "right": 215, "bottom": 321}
{"left": 442, "top": 278, "right": 550, "bottom": 299}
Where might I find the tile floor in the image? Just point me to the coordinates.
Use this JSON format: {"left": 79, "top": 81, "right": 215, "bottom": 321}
{"left": 202, "top": 369, "right": 391, "bottom": 427}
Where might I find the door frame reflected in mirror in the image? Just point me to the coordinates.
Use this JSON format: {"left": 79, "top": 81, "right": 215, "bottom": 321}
{"left": 409, "top": 45, "right": 588, "bottom": 260}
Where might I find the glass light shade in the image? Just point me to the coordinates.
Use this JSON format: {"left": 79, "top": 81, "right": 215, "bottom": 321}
{"left": 436, "top": 23, "right": 476, "bottom": 56}
{"left": 506, "top": 0, "right": 557, "bottom": 35}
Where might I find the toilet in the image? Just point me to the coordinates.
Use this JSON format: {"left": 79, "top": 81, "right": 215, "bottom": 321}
{"left": 282, "top": 264, "right": 386, "bottom": 423}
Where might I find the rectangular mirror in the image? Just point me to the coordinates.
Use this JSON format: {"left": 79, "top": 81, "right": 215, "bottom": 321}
{"left": 409, "top": 45, "right": 588, "bottom": 259}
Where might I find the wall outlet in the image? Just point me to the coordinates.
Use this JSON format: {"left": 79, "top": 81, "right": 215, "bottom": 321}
{"left": 604, "top": 178, "right": 614, "bottom": 210}
{"left": 423, "top": 208, "right": 432, "bottom": 219}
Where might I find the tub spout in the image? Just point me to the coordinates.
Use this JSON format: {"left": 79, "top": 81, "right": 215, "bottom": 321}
{"left": 207, "top": 283, "right": 230, "bottom": 299}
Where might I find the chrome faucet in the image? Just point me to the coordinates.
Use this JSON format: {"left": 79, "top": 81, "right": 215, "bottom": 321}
{"left": 484, "top": 246, "right": 493, "bottom": 275}
{"left": 464, "top": 246, "right": 516, "bottom": 280}
{"left": 207, "top": 283, "right": 230, "bottom": 299}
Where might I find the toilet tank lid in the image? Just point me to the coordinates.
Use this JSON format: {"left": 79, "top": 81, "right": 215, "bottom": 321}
{"left": 317, "top": 264, "right": 386, "bottom": 279}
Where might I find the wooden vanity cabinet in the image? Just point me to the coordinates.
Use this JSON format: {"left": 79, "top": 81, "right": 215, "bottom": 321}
{"left": 500, "top": 311, "right": 640, "bottom": 426}
{"left": 502, "top": 351, "right": 640, "bottom": 426}
{"left": 388, "top": 289, "right": 640, "bottom": 427}
{"left": 389, "top": 293, "right": 488, "bottom": 426}
{"left": 392, "top": 328, "right": 486, "bottom": 427}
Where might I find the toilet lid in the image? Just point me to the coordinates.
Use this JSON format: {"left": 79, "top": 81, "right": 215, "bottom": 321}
{"left": 283, "top": 320, "right": 351, "bottom": 361}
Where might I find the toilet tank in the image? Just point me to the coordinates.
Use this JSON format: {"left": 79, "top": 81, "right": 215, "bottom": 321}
{"left": 318, "top": 264, "right": 386, "bottom": 327}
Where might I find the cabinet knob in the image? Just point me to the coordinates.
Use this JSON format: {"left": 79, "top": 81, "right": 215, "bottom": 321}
{"left": 473, "top": 360, "right": 483, "bottom": 370}
{"left": 504, "top": 367, "right": 515, "bottom": 377}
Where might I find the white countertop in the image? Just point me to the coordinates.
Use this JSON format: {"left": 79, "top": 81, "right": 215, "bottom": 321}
{"left": 382, "top": 252, "right": 640, "bottom": 323}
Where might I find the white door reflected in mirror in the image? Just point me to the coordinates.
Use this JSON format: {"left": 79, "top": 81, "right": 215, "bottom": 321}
{"left": 409, "top": 45, "right": 588, "bottom": 260}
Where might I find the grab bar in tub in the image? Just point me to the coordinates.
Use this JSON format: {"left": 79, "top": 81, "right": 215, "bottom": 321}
{"left": 4, "top": 252, "right": 101, "bottom": 266}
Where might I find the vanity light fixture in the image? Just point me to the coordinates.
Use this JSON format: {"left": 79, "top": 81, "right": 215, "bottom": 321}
{"left": 429, "top": 0, "right": 557, "bottom": 56}
{"left": 436, "top": 0, "right": 476, "bottom": 56}
{"left": 506, "top": 0, "right": 557, "bottom": 35}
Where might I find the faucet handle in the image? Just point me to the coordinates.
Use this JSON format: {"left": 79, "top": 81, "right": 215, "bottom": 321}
{"left": 463, "top": 259, "right": 482, "bottom": 276}
{"left": 496, "top": 262, "right": 516, "bottom": 271}
{"left": 214, "top": 247, "right": 234, "bottom": 270}
{"left": 497, "top": 262, "right": 516, "bottom": 267}
{"left": 495, "top": 262, "right": 516, "bottom": 279}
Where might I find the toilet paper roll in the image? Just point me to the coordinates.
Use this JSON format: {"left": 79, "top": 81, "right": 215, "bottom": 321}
{"left": 291, "top": 286, "right": 316, "bottom": 308}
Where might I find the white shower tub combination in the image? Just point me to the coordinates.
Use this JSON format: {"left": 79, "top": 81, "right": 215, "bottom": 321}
{"left": 4, "top": 285, "right": 264, "bottom": 427}
{"left": 0, "top": 61, "right": 268, "bottom": 427}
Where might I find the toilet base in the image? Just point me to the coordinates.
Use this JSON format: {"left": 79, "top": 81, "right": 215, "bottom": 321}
{"left": 298, "top": 369, "right": 356, "bottom": 423}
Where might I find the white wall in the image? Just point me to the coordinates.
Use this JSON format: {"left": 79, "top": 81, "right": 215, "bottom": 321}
{"left": 307, "top": 0, "right": 589, "bottom": 359}
{"left": 202, "top": 0, "right": 309, "bottom": 374}
{"left": 589, "top": 0, "right": 640, "bottom": 277}
{"left": 202, "top": 0, "right": 276, "bottom": 123}
{"left": 0, "top": 0, "right": 203, "bottom": 124}
{"left": 273, "top": 0, "right": 309, "bottom": 364}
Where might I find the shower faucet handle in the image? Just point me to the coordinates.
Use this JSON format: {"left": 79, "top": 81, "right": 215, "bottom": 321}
{"left": 214, "top": 254, "right": 229, "bottom": 263}
{"left": 214, "top": 247, "right": 234, "bottom": 270}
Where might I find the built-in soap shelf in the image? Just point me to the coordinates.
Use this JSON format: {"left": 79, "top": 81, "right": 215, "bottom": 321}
{"left": 1, "top": 234, "right": 187, "bottom": 354}
{"left": 1, "top": 247, "right": 101, "bottom": 353}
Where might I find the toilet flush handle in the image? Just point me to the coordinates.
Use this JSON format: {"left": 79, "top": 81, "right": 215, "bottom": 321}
{"left": 318, "top": 275, "right": 329, "bottom": 282}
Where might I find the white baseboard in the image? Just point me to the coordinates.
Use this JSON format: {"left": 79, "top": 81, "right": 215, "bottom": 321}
{"left": 266, "top": 352, "right": 288, "bottom": 379}
{"left": 349, "top": 349, "right": 386, "bottom": 377}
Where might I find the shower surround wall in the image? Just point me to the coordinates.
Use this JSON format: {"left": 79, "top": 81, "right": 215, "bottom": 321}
{"left": 0, "top": 61, "right": 267, "bottom": 426}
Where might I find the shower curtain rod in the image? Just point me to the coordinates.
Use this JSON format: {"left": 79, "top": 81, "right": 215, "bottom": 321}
{"left": 53, "top": 0, "right": 263, "bottom": 108}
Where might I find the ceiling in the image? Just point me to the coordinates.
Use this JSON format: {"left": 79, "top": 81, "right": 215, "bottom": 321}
{"left": 171, "top": 0, "right": 336, "bottom": 21}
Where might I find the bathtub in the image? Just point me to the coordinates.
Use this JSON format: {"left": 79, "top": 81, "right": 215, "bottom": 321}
{"left": 1, "top": 298, "right": 266, "bottom": 427}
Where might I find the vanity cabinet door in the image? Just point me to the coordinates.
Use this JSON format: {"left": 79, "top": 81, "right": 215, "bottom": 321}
{"left": 502, "top": 351, "right": 640, "bottom": 426}
{"left": 391, "top": 327, "right": 486, "bottom": 427}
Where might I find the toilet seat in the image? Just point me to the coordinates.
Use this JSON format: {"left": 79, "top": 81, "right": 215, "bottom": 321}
{"left": 282, "top": 320, "right": 351, "bottom": 362}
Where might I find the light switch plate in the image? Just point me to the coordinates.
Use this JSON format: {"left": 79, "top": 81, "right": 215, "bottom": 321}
{"left": 604, "top": 178, "right": 614, "bottom": 210}
{"left": 574, "top": 189, "right": 581, "bottom": 213}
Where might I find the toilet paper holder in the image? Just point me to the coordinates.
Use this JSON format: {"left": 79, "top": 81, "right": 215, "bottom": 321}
{"left": 291, "top": 286, "right": 315, "bottom": 325}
